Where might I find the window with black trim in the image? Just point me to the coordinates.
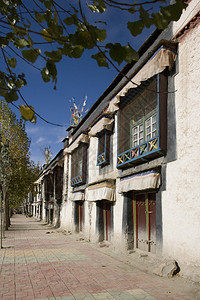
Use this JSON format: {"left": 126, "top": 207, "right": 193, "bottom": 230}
{"left": 117, "top": 72, "right": 167, "bottom": 168}
{"left": 71, "top": 143, "right": 87, "bottom": 186}
{"left": 97, "top": 130, "right": 110, "bottom": 167}
{"left": 54, "top": 166, "right": 63, "bottom": 204}
{"left": 44, "top": 173, "right": 53, "bottom": 201}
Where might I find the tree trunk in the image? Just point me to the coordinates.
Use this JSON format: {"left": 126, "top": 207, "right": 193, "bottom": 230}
{"left": 2, "top": 185, "right": 10, "bottom": 230}
{"left": 2, "top": 185, "right": 6, "bottom": 236}
{"left": 5, "top": 197, "right": 10, "bottom": 230}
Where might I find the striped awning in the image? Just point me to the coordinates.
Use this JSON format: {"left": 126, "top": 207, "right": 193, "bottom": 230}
{"left": 89, "top": 117, "right": 114, "bottom": 137}
{"left": 64, "top": 133, "right": 89, "bottom": 154}
{"left": 118, "top": 170, "right": 161, "bottom": 193}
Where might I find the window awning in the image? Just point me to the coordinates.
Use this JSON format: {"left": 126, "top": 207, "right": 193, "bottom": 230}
{"left": 69, "top": 191, "right": 84, "bottom": 201}
{"left": 106, "top": 46, "right": 176, "bottom": 114}
{"left": 86, "top": 180, "right": 115, "bottom": 202}
{"left": 118, "top": 170, "right": 161, "bottom": 193}
{"left": 89, "top": 117, "right": 114, "bottom": 137}
{"left": 64, "top": 133, "right": 89, "bottom": 154}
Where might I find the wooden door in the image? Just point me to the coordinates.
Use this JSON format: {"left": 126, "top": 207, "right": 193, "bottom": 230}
{"left": 104, "top": 201, "right": 111, "bottom": 241}
{"left": 135, "top": 194, "right": 147, "bottom": 251}
{"left": 134, "top": 192, "right": 156, "bottom": 253}
{"left": 79, "top": 201, "right": 84, "bottom": 232}
{"left": 148, "top": 193, "right": 156, "bottom": 253}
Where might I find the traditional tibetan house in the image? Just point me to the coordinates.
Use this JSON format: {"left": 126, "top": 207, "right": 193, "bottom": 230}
{"left": 57, "top": 0, "right": 199, "bottom": 280}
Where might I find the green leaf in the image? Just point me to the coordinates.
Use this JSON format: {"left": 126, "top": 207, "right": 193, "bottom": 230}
{"left": 14, "top": 38, "right": 29, "bottom": 49}
{"left": 106, "top": 43, "right": 139, "bottom": 65}
{"left": 71, "top": 45, "right": 84, "bottom": 58}
{"left": 41, "top": 67, "right": 51, "bottom": 82}
{"left": 27, "top": 34, "right": 33, "bottom": 47}
{"left": 128, "top": 5, "right": 135, "bottom": 14}
{"left": 34, "top": 11, "right": 45, "bottom": 23}
{"left": 46, "top": 60, "right": 57, "bottom": 82}
{"left": 127, "top": 20, "right": 144, "bottom": 37}
{"left": 63, "top": 14, "right": 78, "bottom": 26}
{"left": 7, "top": 58, "right": 17, "bottom": 68}
{"left": 44, "top": 49, "right": 62, "bottom": 62}
{"left": 124, "top": 45, "right": 139, "bottom": 63}
{"left": 88, "top": 25, "right": 106, "bottom": 43}
{"left": 70, "top": 31, "right": 95, "bottom": 49}
{"left": 140, "top": 6, "right": 152, "bottom": 28}
{"left": 0, "top": 37, "right": 9, "bottom": 47}
{"left": 105, "top": 43, "right": 122, "bottom": 65}
{"left": 161, "top": 0, "right": 188, "bottom": 22}
{"left": 6, "top": 32, "right": 15, "bottom": 41}
{"left": 5, "top": 90, "right": 19, "bottom": 103}
{"left": 92, "top": 0, "right": 107, "bottom": 13}
{"left": 41, "top": 28, "right": 53, "bottom": 42}
{"left": 44, "top": 0, "right": 52, "bottom": 10}
{"left": 92, "top": 51, "right": 109, "bottom": 68}
{"left": 30, "top": 115, "right": 37, "bottom": 124}
{"left": 88, "top": 4, "right": 98, "bottom": 13}
{"left": 19, "top": 105, "right": 35, "bottom": 121}
{"left": 21, "top": 49, "right": 41, "bottom": 63}
{"left": 152, "top": 12, "right": 169, "bottom": 30}
{"left": 15, "top": 79, "right": 26, "bottom": 88}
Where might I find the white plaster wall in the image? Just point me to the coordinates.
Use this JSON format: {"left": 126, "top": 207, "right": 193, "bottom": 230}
{"left": 60, "top": 153, "right": 73, "bottom": 231}
{"left": 83, "top": 200, "right": 98, "bottom": 242}
{"left": 60, "top": 200, "right": 73, "bottom": 232}
{"left": 112, "top": 189, "right": 126, "bottom": 252}
{"left": 162, "top": 22, "right": 200, "bottom": 279}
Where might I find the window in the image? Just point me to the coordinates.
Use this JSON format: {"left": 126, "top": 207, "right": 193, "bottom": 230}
{"left": 97, "top": 131, "right": 110, "bottom": 166}
{"left": 54, "top": 166, "right": 63, "bottom": 204}
{"left": 131, "top": 109, "right": 157, "bottom": 148}
{"left": 117, "top": 72, "right": 167, "bottom": 168}
{"left": 71, "top": 143, "right": 87, "bottom": 186}
{"left": 44, "top": 173, "right": 53, "bottom": 201}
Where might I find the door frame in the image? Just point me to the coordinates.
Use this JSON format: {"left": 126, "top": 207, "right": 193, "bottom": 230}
{"left": 133, "top": 191, "right": 156, "bottom": 253}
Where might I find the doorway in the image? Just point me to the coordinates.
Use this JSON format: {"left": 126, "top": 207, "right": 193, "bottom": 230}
{"left": 134, "top": 192, "right": 156, "bottom": 253}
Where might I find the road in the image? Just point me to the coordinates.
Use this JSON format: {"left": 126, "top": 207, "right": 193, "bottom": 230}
{"left": 0, "top": 214, "right": 199, "bottom": 300}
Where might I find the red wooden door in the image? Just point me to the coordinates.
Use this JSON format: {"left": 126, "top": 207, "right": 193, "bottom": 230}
{"left": 148, "top": 193, "right": 156, "bottom": 253}
{"left": 135, "top": 194, "right": 147, "bottom": 251}
{"left": 104, "top": 201, "right": 111, "bottom": 241}
{"left": 79, "top": 201, "right": 83, "bottom": 232}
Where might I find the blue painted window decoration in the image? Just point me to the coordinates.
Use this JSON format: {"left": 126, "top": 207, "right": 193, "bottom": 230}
{"left": 117, "top": 72, "right": 167, "bottom": 168}
{"left": 97, "top": 131, "right": 111, "bottom": 167}
{"left": 71, "top": 143, "right": 87, "bottom": 186}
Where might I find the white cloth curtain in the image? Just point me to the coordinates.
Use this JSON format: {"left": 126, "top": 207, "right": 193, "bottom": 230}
{"left": 118, "top": 170, "right": 161, "bottom": 193}
{"left": 69, "top": 191, "right": 84, "bottom": 201}
{"left": 86, "top": 181, "right": 115, "bottom": 202}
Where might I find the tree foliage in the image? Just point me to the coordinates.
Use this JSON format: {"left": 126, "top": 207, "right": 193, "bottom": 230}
{"left": 0, "top": 100, "right": 40, "bottom": 213}
{"left": 0, "top": 0, "right": 187, "bottom": 121}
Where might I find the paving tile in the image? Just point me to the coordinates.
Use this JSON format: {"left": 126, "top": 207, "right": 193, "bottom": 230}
{"left": 0, "top": 215, "right": 199, "bottom": 300}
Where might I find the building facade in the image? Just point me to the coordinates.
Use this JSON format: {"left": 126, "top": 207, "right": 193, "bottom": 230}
{"left": 35, "top": 0, "right": 200, "bottom": 281}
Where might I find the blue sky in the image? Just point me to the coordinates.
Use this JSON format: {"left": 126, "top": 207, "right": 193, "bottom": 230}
{"left": 7, "top": 2, "right": 160, "bottom": 165}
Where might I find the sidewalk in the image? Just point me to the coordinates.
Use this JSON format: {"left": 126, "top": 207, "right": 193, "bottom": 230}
{"left": 0, "top": 215, "right": 199, "bottom": 300}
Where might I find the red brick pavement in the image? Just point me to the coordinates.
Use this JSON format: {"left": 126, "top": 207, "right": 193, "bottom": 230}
{"left": 0, "top": 215, "right": 199, "bottom": 300}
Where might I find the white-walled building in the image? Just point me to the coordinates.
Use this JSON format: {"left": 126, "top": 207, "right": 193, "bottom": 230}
{"left": 36, "top": 0, "right": 200, "bottom": 281}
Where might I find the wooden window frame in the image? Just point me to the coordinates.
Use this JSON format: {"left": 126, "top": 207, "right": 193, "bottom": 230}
{"left": 71, "top": 143, "right": 87, "bottom": 187}
{"left": 97, "top": 130, "right": 111, "bottom": 167}
{"left": 117, "top": 72, "right": 168, "bottom": 168}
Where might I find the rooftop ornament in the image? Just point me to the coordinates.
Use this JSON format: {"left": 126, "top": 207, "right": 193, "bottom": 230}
{"left": 41, "top": 146, "right": 52, "bottom": 164}
{"left": 69, "top": 95, "right": 88, "bottom": 126}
